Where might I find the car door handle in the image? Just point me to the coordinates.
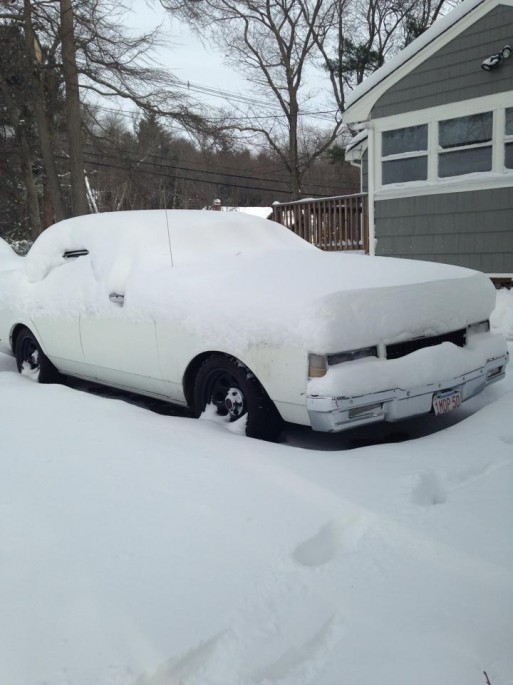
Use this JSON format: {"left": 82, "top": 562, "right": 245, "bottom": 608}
{"left": 109, "top": 292, "right": 125, "bottom": 306}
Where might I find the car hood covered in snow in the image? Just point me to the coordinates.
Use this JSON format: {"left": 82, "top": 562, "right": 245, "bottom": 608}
{"left": 127, "top": 250, "right": 494, "bottom": 353}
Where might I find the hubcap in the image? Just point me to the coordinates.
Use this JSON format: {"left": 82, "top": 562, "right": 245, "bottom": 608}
{"left": 20, "top": 337, "right": 40, "bottom": 380}
{"left": 29, "top": 349, "right": 39, "bottom": 368}
{"left": 204, "top": 369, "right": 247, "bottom": 421}
{"left": 224, "top": 387, "right": 245, "bottom": 419}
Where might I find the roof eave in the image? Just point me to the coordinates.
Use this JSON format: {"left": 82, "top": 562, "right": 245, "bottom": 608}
{"left": 342, "top": 0, "right": 490, "bottom": 125}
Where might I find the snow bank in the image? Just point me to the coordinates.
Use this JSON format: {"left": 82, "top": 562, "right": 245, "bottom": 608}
{"left": 491, "top": 288, "right": 513, "bottom": 340}
{"left": 0, "top": 237, "right": 22, "bottom": 270}
{"left": 214, "top": 206, "right": 272, "bottom": 219}
{"left": 0, "top": 342, "right": 512, "bottom": 685}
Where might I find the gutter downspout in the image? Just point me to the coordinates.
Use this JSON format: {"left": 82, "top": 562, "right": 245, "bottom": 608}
{"left": 366, "top": 123, "right": 376, "bottom": 256}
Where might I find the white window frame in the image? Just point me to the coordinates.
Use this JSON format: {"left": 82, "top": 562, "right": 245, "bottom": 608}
{"left": 381, "top": 124, "right": 428, "bottom": 185}
{"left": 374, "top": 91, "right": 513, "bottom": 199}
{"left": 503, "top": 107, "right": 513, "bottom": 170}
{"left": 437, "top": 111, "right": 493, "bottom": 178}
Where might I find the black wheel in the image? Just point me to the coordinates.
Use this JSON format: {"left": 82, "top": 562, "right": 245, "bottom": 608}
{"left": 14, "top": 326, "right": 63, "bottom": 384}
{"left": 193, "top": 355, "right": 282, "bottom": 441}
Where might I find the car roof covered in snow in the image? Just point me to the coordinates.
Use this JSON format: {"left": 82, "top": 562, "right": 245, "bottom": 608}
{"left": 25, "top": 209, "right": 314, "bottom": 282}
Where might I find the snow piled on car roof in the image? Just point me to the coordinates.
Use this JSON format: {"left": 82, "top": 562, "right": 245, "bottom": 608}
{"left": 24, "top": 210, "right": 312, "bottom": 282}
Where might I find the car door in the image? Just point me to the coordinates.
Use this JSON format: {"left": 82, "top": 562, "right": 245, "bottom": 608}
{"left": 28, "top": 250, "right": 86, "bottom": 375}
{"left": 78, "top": 253, "right": 167, "bottom": 396}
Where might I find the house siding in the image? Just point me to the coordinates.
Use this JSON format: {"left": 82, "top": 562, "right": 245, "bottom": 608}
{"left": 375, "top": 187, "right": 513, "bottom": 272}
{"left": 372, "top": 5, "right": 513, "bottom": 119}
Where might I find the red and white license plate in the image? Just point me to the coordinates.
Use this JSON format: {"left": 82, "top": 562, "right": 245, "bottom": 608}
{"left": 432, "top": 390, "right": 461, "bottom": 416}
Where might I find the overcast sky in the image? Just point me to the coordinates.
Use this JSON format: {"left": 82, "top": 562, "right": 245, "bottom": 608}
{"left": 126, "top": 0, "right": 249, "bottom": 109}
{"left": 108, "top": 0, "right": 345, "bottom": 150}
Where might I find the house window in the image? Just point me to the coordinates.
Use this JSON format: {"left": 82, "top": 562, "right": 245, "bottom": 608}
{"left": 505, "top": 108, "right": 513, "bottom": 169}
{"left": 381, "top": 125, "right": 428, "bottom": 184}
{"left": 438, "top": 112, "right": 492, "bottom": 177}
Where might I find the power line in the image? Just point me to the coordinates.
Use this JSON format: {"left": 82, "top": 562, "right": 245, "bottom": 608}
{"left": 84, "top": 146, "right": 291, "bottom": 186}
{"left": 86, "top": 103, "right": 345, "bottom": 169}
{"left": 73, "top": 155, "right": 337, "bottom": 198}
{"left": 171, "top": 78, "right": 340, "bottom": 122}
{"left": 83, "top": 145, "right": 349, "bottom": 194}
{"left": 84, "top": 105, "right": 349, "bottom": 191}
{"left": 81, "top": 157, "right": 298, "bottom": 196}
{"left": 88, "top": 91, "right": 340, "bottom": 125}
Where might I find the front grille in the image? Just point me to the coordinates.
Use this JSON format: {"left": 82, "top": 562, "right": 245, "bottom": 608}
{"left": 386, "top": 328, "right": 466, "bottom": 360}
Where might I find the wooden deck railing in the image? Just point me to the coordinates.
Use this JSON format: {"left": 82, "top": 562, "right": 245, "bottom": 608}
{"left": 272, "top": 193, "right": 368, "bottom": 253}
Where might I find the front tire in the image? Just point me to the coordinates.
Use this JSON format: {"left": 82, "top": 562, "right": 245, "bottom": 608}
{"left": 193, "top": 355, "right": 282, "bottom": 441}
{"left": 14, "top": 326, "right": 63, "bottom": 384}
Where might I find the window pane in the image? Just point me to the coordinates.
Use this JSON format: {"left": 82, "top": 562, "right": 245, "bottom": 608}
{"left": 439, "top": 112, "right": 492, "bottom": 149}
{"left": 438, "top": 147, "right": 492, "bottom": 177}
{"left": 382, "top": 156, "right": 427, "bottom": 184}
{"left": 382, "top": 125, "right": 427, "bottom": 156}
{"left": 506, "top": 108, "right": 513, "bottom": 136}
{"left": 505, "top": 142, "right": 513, "bottom": 168}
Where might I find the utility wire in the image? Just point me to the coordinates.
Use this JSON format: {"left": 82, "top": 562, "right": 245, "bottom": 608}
{"left": 71, "top": 155, "right": 333, "bottom": 197}
{"left": 171, "top": 78, "right": 340, "bottom": 122}
{"left": 88, "top": 95, "right": 340, "bottom": 124}
{"left": 83, "top": 146, "right": 349, "bottom": 194}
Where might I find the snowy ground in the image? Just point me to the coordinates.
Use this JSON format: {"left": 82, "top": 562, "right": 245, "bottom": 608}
{"left": 1, "top": 300, "right": 512, "bottom": 685}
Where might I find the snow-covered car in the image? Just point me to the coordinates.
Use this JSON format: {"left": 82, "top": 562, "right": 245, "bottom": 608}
{"left": 0, "top": 210, "right": 508, "bottom": 440}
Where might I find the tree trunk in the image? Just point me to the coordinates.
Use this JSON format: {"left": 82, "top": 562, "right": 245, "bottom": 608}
{"left": 18, "top": 128, "right": 43, "bottom": 238}
{"left": 60, "top": 0, "right": 88, "bottom": 217}
{"left": 23, "top": 0, "right": 66, "bottom": 225}
{"left": 288, "top": 94, "right": 301, "bottom": 198}
{"left": 0, "top": 77, "right": 42, "bottom": 237}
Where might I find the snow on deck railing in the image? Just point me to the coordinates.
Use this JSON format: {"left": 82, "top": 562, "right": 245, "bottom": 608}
{"left": 272, "top": 193, "right": 368, "bottom": 253}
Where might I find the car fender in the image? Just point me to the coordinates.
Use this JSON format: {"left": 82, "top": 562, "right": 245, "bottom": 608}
{"left": 7, "top": 317, "right": 50, "bottom": 357}
{"left": 178, "top": 342, "right": 310, "bottom": 425}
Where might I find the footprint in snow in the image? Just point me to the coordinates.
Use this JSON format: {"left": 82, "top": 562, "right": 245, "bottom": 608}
{"left": 253, "top": 613, "right": 344, "bottom": 683}
{"left": 292, "top": 519, "right": 366, "bottom": 567}
{"left": 411, "top": 471, "right": 448, "bottom": 506}
{"left": 135, "top": 631, "right": 226, "bottom": 685}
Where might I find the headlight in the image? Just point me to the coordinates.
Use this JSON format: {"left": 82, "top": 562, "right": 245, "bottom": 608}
{"left": 308, "top": 353, "right": 328, "bottom": 378}
{"left": 467, "top": 320, "right": 490, "bottom": 336}
{"left": 328, "top": 346, "right": 378, "bottom": 365}
{"left": 308, "top": 346, "right": 378, "bottom": 378}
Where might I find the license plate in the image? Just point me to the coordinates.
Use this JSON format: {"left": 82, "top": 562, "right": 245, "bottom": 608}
{"left": 432, "top": 390, "right": 461, "bottom": 416}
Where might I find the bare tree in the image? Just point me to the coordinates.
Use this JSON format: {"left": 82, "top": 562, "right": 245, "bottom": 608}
{"left": 330, "top": 0, "right": 456, "bottom": 88}
{"left": 60, "top": 0, "right": 88, "bottom": 216}
{"left": 23, "top": 0, "right": 67, "bottom": 222}
{"left": 0, "top": 23, "right": 43, "bottom": 236}
{"left": 161, "top": 0, "right": 347, "bottom": 198}
{"left": 160, "top": 0, "right": 455, "bottom": 197}
{"left": 1, "top": 0, "right": 203, "bottom": 229}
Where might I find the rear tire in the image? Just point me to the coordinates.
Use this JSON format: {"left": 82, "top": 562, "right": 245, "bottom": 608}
{"left": 14, "top": 326, "right": 63, "bottom": 384}
{"left": 193, "top": 355, "right": 282, "bottom": 441}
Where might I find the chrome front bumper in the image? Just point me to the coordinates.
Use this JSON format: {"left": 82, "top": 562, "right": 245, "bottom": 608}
{"left": 307, "top": 352, "right": 509, "bottom": 433}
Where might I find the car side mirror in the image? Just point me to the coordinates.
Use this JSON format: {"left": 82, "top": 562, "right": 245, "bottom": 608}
{"left": 109, "top": 292, "right": 125, "bottom": 306}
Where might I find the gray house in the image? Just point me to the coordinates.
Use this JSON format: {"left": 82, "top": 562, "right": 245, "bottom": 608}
{"left": 343, "top": 0, "right": 513, "bottom": 278}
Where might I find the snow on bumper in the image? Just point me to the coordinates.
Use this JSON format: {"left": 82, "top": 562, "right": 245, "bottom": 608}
{"left": 307, "top": 334, "right": 509, "bottom": 432}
